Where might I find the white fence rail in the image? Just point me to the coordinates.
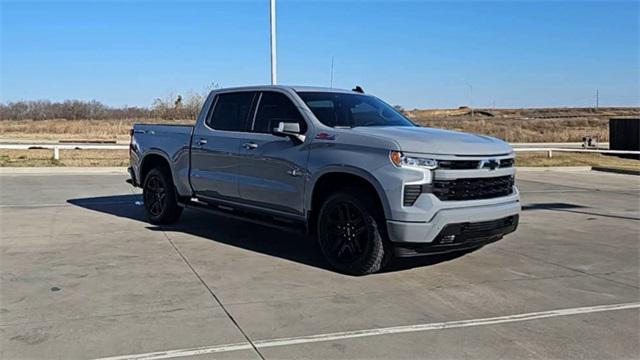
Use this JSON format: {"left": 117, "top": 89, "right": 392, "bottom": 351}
{"left": 514, "top": 147, "right": 640, "bottom": 158}
{"left": 1, "top": 143, "right": 639, "bottom": 160}
{"left": 511, "top": 142, "right": 609, "bottom": 149}
{"left": 0, "top": 144, "right": 128, "bottom": 160}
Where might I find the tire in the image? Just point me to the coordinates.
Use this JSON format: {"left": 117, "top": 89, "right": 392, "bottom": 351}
{"left": 317, "top": 190, "right": 390, "bottom": 275}
{"left": 142, "top": 168, "right": 183, "bottom": 225}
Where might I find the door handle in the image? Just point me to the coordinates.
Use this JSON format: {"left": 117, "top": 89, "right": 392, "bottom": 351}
{"left": 197, "top": 138, "right": 207, "bottom": 146}
{"left": 242, "top": 142, "right": 258, "bottom": 150}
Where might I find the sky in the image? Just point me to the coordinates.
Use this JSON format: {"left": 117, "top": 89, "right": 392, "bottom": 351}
{"left": 1, "top": 0, "right": 638, "bottom": 109}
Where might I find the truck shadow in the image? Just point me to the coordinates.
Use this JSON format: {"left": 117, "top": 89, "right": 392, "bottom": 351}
{"left": 67, "top": 194, "right": 471, "bottom": 274}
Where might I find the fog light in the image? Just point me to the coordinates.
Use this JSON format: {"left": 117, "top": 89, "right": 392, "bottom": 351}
{"left": 441, "top": 235, "right": 456, "bottom": 244}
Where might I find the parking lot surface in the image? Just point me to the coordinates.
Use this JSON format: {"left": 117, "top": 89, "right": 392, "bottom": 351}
{"left": 1, "top": 169, "right": 638, "bottom": 359}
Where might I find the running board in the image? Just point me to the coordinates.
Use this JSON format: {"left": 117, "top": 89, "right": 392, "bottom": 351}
{"left": 179, "top": 198, "right": 306, "bottom": 234}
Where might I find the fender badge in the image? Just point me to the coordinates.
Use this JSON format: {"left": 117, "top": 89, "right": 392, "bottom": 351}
{"left": 315, "top": 132, "right": 336, "bottom": 141}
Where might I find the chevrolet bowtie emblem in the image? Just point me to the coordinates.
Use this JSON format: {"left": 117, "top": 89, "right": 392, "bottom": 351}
{"left": 480, "top": 159, "right": 499, "bottom": 170}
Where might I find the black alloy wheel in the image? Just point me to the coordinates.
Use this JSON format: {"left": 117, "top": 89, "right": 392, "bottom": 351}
{"left": 144, "top": 173, "right": 167, "bottom": 217}
{"left": 142, "top": 168, "right": 183, "bottom": 224}
{"left": 326, "top": 201, "right": 369, "bottom": 264}
{"left": 317, "top": 190, "right": 389, "bottom": 275}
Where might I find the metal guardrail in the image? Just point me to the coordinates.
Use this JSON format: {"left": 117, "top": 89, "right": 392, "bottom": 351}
{"left": 0, "top": 143, "right": 639, "bottom": 160}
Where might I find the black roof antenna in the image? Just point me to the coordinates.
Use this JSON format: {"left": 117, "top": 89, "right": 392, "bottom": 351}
{"left": 352, "top": 85, "right": 364, "bottom": 93}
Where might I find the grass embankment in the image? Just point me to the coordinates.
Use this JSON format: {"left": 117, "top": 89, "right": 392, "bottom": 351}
{"left": 1, "top": 148, "right": 638, "bottom": 170}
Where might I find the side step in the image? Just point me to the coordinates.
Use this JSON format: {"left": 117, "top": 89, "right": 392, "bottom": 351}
{"left": 179, "top": 198, "right": 307, "bottom": 234}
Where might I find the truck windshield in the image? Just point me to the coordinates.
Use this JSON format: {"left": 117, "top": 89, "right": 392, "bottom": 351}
{"left": 297, "top": 92, "right": 416, "bottom": 128}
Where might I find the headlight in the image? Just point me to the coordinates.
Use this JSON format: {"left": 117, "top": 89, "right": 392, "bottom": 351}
{"left": 390, "top": 151, "right": 438, "bottom": 169}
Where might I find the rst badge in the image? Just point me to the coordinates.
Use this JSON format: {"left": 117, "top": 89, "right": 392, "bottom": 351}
{"left": 315, "top": 132, "right": 336, "bottom": 141}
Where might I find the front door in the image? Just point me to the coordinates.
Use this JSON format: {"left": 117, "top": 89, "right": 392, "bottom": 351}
{"left": 190, "top": 91, "right": 256, "bottom": 200}
{"left": 236, "top": 91, "right": 309, "bottom": 216}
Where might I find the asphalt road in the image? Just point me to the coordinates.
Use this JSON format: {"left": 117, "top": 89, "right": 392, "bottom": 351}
{"left": 0, "top": 169, "right": 638, "bottom": 359}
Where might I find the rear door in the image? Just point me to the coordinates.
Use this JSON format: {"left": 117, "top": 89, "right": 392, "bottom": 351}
{"left": 190, "top": 91, "right": 256, "bottom": 200}
{"left": 236, "top": 91, "right": 310, "bottom": 216}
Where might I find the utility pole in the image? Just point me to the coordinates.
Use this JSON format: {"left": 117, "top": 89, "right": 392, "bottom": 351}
{"left": 596, "top": 89, "right": 599, "bottom": 110}
{"left": 330, "top": 56, "right": 334, "bottom": 88}
{"left": 269, "top": 0, "right": 277, "bottom": 85}
{"left": 464, "top": 81, "right": 474, "bottom": 120}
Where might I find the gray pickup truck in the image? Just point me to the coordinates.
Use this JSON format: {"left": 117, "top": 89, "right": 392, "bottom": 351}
{"left": 128, "top": 85, "right": 520, "bottom": 275}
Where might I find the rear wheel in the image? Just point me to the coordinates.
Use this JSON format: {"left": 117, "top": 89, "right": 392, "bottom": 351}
{"left": 317, "top": 190, "right": 389, "bottom": 275}
{"left": 143, "top": 168, "right": 182, "bottom": 224}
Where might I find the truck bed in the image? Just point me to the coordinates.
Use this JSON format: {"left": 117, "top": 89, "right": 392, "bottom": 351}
{"left": 131, "top": 123, "right": 194, "bottom": 194}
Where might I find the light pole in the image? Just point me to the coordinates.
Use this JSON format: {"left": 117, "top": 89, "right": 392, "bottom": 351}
{"left": 330, "top": 56, "right": 334, "bottom": 88}
{"left": 269, "top": 0, "right": 277, "bottom": 85}
{"left": 464, "top": 81, "right": 474, "bottom": 120}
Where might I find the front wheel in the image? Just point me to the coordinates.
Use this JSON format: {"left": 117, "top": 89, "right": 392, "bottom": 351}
{"left": 142, "top": 168, "right": 183, "bottom": 224}
{"left": 317, "top": 190, "right": 389, "bottom": 275}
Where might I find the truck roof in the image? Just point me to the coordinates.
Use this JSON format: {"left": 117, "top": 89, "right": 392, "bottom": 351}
{"left": 210, "top": 85, "right": 361, "bottom": 95}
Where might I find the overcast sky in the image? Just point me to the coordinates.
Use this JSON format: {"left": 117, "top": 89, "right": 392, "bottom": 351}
{"left": 1, "top": 0, "right": 638, "bottom": 108}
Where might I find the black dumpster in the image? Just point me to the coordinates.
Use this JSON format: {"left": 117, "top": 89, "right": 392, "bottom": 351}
{"left": 609, "top": 117, "right": 640, "bottom": 159}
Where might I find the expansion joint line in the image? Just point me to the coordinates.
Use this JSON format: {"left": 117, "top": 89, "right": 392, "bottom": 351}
{"left": 162, "top": 232, "right": 266, "bottom": 360}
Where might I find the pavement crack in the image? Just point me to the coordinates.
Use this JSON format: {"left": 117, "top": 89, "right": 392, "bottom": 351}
{"left": 161, "top": 231, "right": 266, "bottom": 360}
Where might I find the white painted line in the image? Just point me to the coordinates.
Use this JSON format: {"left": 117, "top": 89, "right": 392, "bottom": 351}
{"left": 94, "top": 302, "right": 640, "bottom": 360}
{"left": 94, "top": 342, "right": 254, "bottom": 360}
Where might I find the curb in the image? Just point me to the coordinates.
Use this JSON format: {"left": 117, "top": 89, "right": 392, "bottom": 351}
{"left": 591, "top": 166, "right": 640, "bottom": 176}
{"left": 516, "top": 166, "right": 592, "bottom": 172}
{"left": 0, "top": 167, "right": 128, "bottom": 175}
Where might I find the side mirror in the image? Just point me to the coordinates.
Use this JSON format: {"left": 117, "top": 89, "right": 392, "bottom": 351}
{"left": 272, "top": 121, "right": 305, "bottom": 144}
{"left": 273, "top": 121, "right": 300, "bottom": 134}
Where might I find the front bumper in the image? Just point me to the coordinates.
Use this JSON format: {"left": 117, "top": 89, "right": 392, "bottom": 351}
{"left": 386, "top": 197, "right": 520, "bottom": 245}
{"left": 392, "top": 215, "right": 519, "bottom": 257}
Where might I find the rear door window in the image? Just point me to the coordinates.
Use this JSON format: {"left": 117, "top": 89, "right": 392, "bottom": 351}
{"left": 207, "top": 92, "right": 255, "bottom": 132}
{"left": 252, "top": 92, "right": 307, "bottom": 134}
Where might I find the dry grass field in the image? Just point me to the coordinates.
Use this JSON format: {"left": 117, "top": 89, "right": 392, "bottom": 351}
{"left": 406, "top": 107, "right": 638, "bottom": 143}
{"left": 515, "top": 152, "right": 639, "bottom": 170}
{"left": 0, "top": 118, "right": 193, "bottom": 142}
{"left": 0, "top": 107, "right": 638, "bottom": 168}
{"left": 0, "top": 107, "right": 637, "bottom": 143}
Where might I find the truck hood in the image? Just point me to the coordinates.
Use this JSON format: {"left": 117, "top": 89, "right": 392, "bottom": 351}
{"left": 350, "top": 126, "right": 513, "bottom": 156}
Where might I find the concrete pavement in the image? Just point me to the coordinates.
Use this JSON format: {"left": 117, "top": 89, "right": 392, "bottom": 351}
{"left": 0, "top": 169, "right": 638, "bottom": 359}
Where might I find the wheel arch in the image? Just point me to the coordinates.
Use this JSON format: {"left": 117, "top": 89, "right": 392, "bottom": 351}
{"left": 139, "top": 150, "right": 173, "bottom": 185}
{"left": 307, "top": 167, "right": 391, "bottom": 224}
